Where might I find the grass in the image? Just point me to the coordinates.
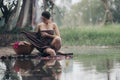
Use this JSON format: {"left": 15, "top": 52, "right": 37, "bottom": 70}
{"left": 1, "top": 24, "right": 120, "bottom": 46}
{"left": 60, "top": 24, "right": 120, "bottom": 46}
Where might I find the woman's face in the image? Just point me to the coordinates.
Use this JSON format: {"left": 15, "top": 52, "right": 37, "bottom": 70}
{"left": 41, "top": 16, "right": 48, "bottom": 23}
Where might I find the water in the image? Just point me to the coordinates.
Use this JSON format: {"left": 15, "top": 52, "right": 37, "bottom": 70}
{"left": 72, "top": 59, "right": 120, "bottom": 80}
{"left": 0, "top": 47, "right": 120, "bottom": 80}
{"left": 0, "top": 56, "right": 73, "bottom": 80}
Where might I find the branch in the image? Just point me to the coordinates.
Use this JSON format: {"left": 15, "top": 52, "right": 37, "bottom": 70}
{"left": 0, "top": 0, "right": 9, "bottom": 14}
{"left": 9, "top": 2, "right": 15, "bottom": 11}
{"left": 9, "top": 0, "right": 18, "bottom": 14}
{"left": 0, "top": 7, "right": 4, "bottom": 14}
{"left": 1, "top": 5, "right": 9, "bottom": 15}
{"left": 0, "top": 0, "right": 4, "bottom": 8}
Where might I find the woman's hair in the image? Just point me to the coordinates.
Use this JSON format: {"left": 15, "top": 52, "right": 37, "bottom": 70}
{"left": 42, "top": 11, "right": 51, "bottom": 19}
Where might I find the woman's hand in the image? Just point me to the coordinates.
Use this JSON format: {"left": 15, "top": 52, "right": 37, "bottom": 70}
{"left": 41, "top": 32, "right": 49, "bottom": 37}
{"left": 41, "top": 32, "right": 55, "bottom": 38}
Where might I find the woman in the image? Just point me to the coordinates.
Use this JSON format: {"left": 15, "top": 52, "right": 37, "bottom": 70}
{"left": 23, "top": 11, "right": 61, "bottom": 56}
{"left": 36, "top": 11, "right": 61, "bottom": 56}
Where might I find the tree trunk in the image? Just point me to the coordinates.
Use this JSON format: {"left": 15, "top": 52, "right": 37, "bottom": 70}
{"left": 43, "top": 0, "right": 55, "bottom": 21}
{"left": 16, "top": 0, "right": 26, "bottom": 28}
{"left": 28, "top": 0, "right": 33, "bottom": 26}
{"left": 101, "top": 0, "right": 113, "bottom": 24}
{"left": 43, "top": 0, "right": 48, "bottom": 11}
{"left": 15, "top": 0, "right": 23, "bottom": 27}
{"left": 7, "top": 0, "right": 22, "bottom": 30}
{"left": 31, "top": 0, "right": 37, "bottom": 31}
{"left": 16, "top": 0, "right": 34, "bottom": 28}
{"left": 0, "top": 0, "right": 22, "bottom": 31}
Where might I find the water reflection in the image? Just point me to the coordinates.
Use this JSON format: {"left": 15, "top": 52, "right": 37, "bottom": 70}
{"left": 0, "top": 59, "right": 22, "bottom": 80}
{"left": 1, "top": 52, "right": 120, "bottom": 80}
{"left": 0, "top": 58, "right": 63, "bottom": 80}
{"left": 73, "top": 54, "right": 120, "bottom": 80}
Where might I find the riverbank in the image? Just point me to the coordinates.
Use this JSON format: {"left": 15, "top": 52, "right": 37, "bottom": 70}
{"left": 1, "top": 24, "right": 120, "bottom": 46}
{"left": 60, "top": 24, "right": 120, "bottom": 46}
{"left": 0, "top": 45, "right": 120, "bottom": 55}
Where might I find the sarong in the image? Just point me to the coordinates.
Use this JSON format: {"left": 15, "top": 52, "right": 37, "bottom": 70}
{"left": 22, "top": 30, "right": 54, "bottom": 53}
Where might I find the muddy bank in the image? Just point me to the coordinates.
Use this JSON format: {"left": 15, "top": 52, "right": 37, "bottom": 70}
{"left": 0, "top": 47, "right": 38, "bottom": 56}
{"left": 0, "top": 46, "right": 72, "bottom": 55}
{"left": 0, "top": 46, "right": 120, "bottom": 56}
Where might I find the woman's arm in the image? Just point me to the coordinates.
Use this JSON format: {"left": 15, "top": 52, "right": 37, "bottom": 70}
{"left": 53, "top": 23, "right": 60, "bottom": 37}
{"left": 36, "top": 24, "right": 40, "bottom": 32}
{"left": 41, "top": 32, "right": 55, "bottom": 38}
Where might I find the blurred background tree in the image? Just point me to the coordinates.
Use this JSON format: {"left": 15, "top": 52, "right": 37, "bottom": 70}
{"left": 54, "top": 0, "right": 120, "bottom": 26}
{"left": 0, "top": 0, "right": 36, "bottom": 32}
{"left": 0, "top": 0, "right": 120, "bottom": 31}
{"left": 110, "top": 0, "right": 120, "bottom": 23}
{"left": 0, "top": 0, "right": 21, "bottom": 31}
{"left": 0, "top": 0, "right": 120, "bottom": 46}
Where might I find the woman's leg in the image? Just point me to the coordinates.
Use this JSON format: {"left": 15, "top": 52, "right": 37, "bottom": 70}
{"left": 51, "top": 36, "right": 62, "bottom": 51}
{"left": 44, "top": 48, "right": 56, "bottom": 56}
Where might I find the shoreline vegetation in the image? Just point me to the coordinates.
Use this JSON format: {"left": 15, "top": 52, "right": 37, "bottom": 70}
{"left": 60, "top": 24, "right": 120, "bottom": 46}
{"left": 0, "top": 24, "right": 120, "bottom": 47}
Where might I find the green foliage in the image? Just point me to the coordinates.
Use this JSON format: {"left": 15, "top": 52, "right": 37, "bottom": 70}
{"left": 53, "top": 6, "right": 64, "bottom": 26}
{"left": 60, "top": 0, "right": 120, "bottom": 26}
{"left": 62, "top": 0, "right": 105, "bottom": 26}
{"left": 60, "top": 24, "right": 120, "bottom": 46}
{"left": 111, "top": 0, "right": 120, "bottom": 23}
{"left": 78, "top": 0, "right": 104, "bottom": 24}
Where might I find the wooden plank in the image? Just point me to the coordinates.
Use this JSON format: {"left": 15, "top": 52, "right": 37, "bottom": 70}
{"left": 0, "top": 52, "right": 73, "bottom": 60}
